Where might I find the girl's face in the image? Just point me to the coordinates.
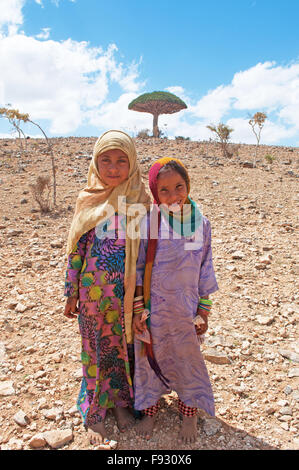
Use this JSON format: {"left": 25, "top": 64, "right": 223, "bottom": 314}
{"left": 97, "top": 149, "right": 130, "bottom": 187}
{"left": 156, "top": 169, "right": 188, "bottom": 211}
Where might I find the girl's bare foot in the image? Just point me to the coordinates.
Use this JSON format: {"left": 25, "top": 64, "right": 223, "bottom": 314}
{"left": 135, "top": 415, "right": 155, "bottom": 440}
{"left": 178, "top": 415, "right": 198, "bottom": 444}
{"left": 112, "top": 407, "right": 135, "bottom": 432}
{"left": 87, "top": 421, "right": 107, "bottom": 445}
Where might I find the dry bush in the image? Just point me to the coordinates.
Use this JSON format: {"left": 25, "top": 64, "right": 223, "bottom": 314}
{"left": 30, "top": 176, "right": 51, "bottom": 213}
{"left": 206, "top": 123, "right": 234, "bottom": 158}
{"left": 137, "top": 129, "right": 151, "bottom": 139}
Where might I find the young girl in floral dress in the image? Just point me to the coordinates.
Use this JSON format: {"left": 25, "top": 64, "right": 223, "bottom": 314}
{"left": 64, "top": 130, "right": 151, "bottom": 447}
{"left": 132, "top": 157, "right": 218, "bottom": 444}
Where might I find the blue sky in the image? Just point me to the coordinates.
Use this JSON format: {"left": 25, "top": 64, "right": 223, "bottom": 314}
{"left": 1, "top": 0, "right": 299, "bottom": 145}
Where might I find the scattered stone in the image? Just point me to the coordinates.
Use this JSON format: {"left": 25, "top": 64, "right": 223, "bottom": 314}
{"left": 279, "top": 406, "right": 293, "bottom": 416}
{"left": 226, "top": 264, "right": 237, "bottom": 272}
{"left": 74, "top": 367, "right": 82, "bottom": 380}
{"left": 284, "top": 385, "right": 293, "bottom": 395}
{"left": 50, "top": 239, "right": 63, "bottom": 248}
{"left": 7, "top": 301, "right": 18, "bottom": 309}
{"left": 22, "top": 260, "right": 32, "bottom": 268}
{"left": 202, "top": 418, "right": 222, "bottom": 436}
{"left": 28, "top": 434, "right": 47, "bottom": 449}
{"left": 255, "top": 263, "right": 267, "bottom": 270}
{"left": 279, "top": 350, "right": 299, "bottom": 363}
{"left": 6, "top": 437, "right": 23, "bottom": 450}
{"left": 7, "top": 229, "right": 23, "bottom": 237}
{"left": 280, "top": 422, "right": 289, "bottom": 431}
{"left": 288, "top": 367, "right": 299, "bottom": 378}
{"left": 0, "top": 381, "right": 15, "bottom": 396}
{"left": 259, "top": 254, "right": 272, "bottom": 265}
{"left": 231, "top": 251, "right": 245, "bottom": 260}
{"left": 25, "top": 346, "right": 37, "bottom": 354}
{"left": 13, "top": 410, "right": 30, "bottom": 427}
{"left": 42, "top": 407, "right": 64, "bottom": 421}
{"left": 36, "top": 397, "right": 48, "bottom": 410}
{"left": 15, "top": 302, "right": 28, "bottom": 313}
{"left": 34, "top": 370, "right": 47, "bottom": 380}
{"left": 203, "top": 349, "right": 232, "bottom": 365}
{"left": 241, "top": 161, "right": 254, "bottom": 168}
{"left": 265, "top": 407, "right": 276, "bottom": 415}
{"left": 277, "top": 399, "right": 289, "bottom": 407}
{"left": 0, "top": 342, "right": 7, "bottom": 362}
{"left": 67, "top": 405, "right": 79, "bottom": 416}
{"left": 43, "top": 429, "right": 73, "bottom": 449}
{"left": 256, "top": 315, "right": 274, "bottom": 325}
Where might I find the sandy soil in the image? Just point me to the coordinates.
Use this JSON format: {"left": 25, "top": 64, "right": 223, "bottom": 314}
{"left": 0, "top": 136, "right": 298, "bottom": 451}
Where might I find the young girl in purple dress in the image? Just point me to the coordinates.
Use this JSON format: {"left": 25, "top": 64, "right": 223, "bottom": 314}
{"left": 64, "top": 130, "right": 151, "bottom": 448}
{"left": 132, "top": 157, "right": 218, "bottom": 444}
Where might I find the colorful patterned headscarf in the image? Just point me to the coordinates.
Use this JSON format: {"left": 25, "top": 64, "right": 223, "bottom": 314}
{"left": 148, "top": 157, "right": 190, "bottom": 204}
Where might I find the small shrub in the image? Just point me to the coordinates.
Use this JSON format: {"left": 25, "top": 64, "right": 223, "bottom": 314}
{"left": 175, "top": 136, "right": 191, "bottom": 141}
{"left": 137, "top": 129, "right": 150, "bottom": 139}
{"left": 30, "top": 176, "right": 51, "bottom": 213}
{"left": 206, "top": 123, "right": 233, "bottom": 158}
{"left": 249, "top": 112, "right": 267, "bottom": 166}
{"left": 265, "top": 154, "right": 275, "bottom": 164}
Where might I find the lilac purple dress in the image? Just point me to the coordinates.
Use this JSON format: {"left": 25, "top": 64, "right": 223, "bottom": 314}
{"left": 134, "top": 213, "right": 218, "bottom": 416}
{"left": 64, "top": 214, "right": 134, "bottom": 427}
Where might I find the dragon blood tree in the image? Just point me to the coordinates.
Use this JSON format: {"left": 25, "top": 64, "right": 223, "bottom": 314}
{"left": 128, "top": 91, "right": 187, "bottom": 138}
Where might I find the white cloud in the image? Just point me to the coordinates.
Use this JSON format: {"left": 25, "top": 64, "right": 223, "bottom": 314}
{"left": 165, "top": 86, "right": 190, "bottom": 106}
{"left": 189, "top": 84, "right": 233, "bottom": 122}
{"left": 0, "top": 0, "right": 25, "bottom": 35}
{"left": 89, "top": 93, "right": 153, "bottom": 135}
{"left": 35, "top": 27, "right": 50, "bottom": 40}
{"left": 1, "top": 1, "right": 299, "bottom": 145}
{"left": 0, "top": 33, "right": 144, "bottom": 134}
{"left": 50, "top": 0, "right": 76, "bottom": 6}
{"left": 169, "top": 61, "right": 299, "bottom": 144}
{"left": 0, "top": 1, "right": 144, "bottom": 136}
{"left": 0, "top": 131, "right": 43, "bottom": 139}
{"left": 225, "top": 117, "right": 296, "bottom": 145}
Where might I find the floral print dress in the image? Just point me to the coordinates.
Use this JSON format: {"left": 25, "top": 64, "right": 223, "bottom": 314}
{"left": 64, "top": 214, "right": 134, "bottom": 427}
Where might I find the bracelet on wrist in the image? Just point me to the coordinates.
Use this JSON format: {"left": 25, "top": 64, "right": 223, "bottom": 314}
{"left": 199, "top": 298, "right": 212, "bottom": 306}
{"left": 197, "top": 297, "right": 212, "bottom": 315}
{"left": 133, "top": 299, "right": 144, "bottom": 316}
{"left": 197, "top": 305, "right": 211, "bottom": 317}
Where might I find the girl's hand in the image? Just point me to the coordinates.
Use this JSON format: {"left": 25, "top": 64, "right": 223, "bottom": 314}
{"left": 64, "top": 297, "right": 79, "bottom": 319}
{"left": 195, "top": 314, "right": 208, "bottom": 335}
{"left": 133, "top": 314, "right": 147, "bottom": 335}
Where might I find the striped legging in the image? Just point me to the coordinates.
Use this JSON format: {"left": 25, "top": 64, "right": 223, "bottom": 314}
{"left": 143, "top": 399, "right": 197, "bottom": 417}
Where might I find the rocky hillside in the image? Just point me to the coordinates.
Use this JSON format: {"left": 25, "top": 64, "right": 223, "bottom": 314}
{"left": 0, "top": 137, "right": 298, "bottom": 450}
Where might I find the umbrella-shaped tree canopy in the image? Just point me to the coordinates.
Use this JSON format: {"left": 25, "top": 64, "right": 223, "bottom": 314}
{"left": 128, "top": 91, "right": 187, "bottom": 137}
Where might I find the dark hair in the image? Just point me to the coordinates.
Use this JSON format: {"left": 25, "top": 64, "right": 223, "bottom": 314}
{"left": 157, "top": 160, "right": 189, "bottom": 188}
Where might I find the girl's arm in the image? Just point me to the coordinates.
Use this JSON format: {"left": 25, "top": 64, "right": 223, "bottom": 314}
{"left": 196, "top": 219, "right": 218, "bottom": 335}
{"left": 64, "top": 232, "right": 88, "bottom": 319}
{"left": 133, "top": 235, "right": 147, "bottom": 335}
{"left": 135, "top": 285, "right": 143, "bottom": 297}
{"left": 198, "top": 219, "right": 218, "bottom": 298}
{"left": 195, "top": 295, "right": 209, "bottom": 335}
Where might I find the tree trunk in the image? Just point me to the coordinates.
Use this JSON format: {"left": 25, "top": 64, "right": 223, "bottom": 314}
{"left": 152, "top": 113, "right": 159, "bottom": 138}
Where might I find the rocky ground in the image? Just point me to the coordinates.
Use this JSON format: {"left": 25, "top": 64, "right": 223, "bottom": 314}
{"left": 0, "top": 136, "right": 298, "bottom": 451}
